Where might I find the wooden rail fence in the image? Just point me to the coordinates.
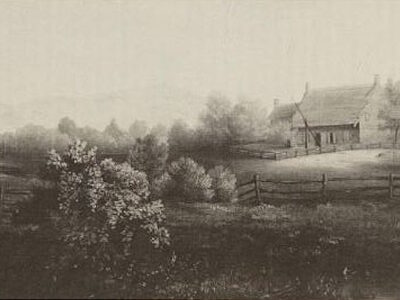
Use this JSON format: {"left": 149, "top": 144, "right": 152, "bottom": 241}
{"left": 231, "top": 142, "right": 400, "bottom": 160}
{"left": 237, "top": 173, "right": 400, "bottom": 204}
{"left": 0, "top": 183, "right": 32, "bottom": 226}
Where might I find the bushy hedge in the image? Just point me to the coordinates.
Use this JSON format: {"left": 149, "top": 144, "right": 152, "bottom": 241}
{"left": 208, "top": 166, "right": 237, "bottom": 202}
{"left": 46, "top": 140, "right": 170, "bottom": 282}
{"left": 167, "top": 157, "right": 214, "bottom": 202}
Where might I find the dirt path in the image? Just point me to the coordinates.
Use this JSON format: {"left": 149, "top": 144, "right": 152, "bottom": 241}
{"left": 224, "top": 149, "right": 400, "bottom": 181}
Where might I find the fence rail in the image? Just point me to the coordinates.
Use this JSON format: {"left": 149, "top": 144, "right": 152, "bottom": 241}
{"left": 0, "top": 183, "right": 33, "bottom": 226}
{"left": 237, "top": 173, "right": 400, "bottom": 204}
{"left": 230, "top": 142, "right": 400, "bottom": 161}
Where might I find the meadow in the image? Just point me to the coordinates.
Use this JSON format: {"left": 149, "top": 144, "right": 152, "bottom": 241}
{"left": 1, "top": 149, "right": 400, "bottom": 299}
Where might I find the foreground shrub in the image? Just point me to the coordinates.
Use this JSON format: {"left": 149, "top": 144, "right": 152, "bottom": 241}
{"left": 150, "top": 172, "right": 172, "bottom": 200}
{"left": 208, "top": 166, "right": 237, "bottom": 202}
{"left": 46, "top": 140, "right": 170, "bottom": 284}
{"left": 167, "top": 157, "right": 213, "bottom": 202}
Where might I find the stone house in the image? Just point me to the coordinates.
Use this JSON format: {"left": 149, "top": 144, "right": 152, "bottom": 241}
{"left": 291, "top": 75, "right": 392, "bottom": 148}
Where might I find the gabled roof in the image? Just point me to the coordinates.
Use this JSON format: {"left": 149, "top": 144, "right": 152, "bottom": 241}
{"left": 292, "top": 84, "right": 377, "bottom": 128}
{"left": 268, "top": 103, "right": 297, "bottom": 123}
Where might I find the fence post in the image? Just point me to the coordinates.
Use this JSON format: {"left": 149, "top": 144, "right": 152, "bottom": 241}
{"left": 0, "top": 184, "right": 3, "bottom": 222}
{"left": 322, "top": 173, "right": 328, "bottom": 200}
{"left": 350, "top": 144, "right": 353, "bottom": 150}
{"left": 294, "top": 149, "right": 297, "bottom": 157}
{"left": 267, "top": 247, "right": 273, "bottom": 294}
{"left": 389, "top": 173, "right": 394, "bottom": 199}
{"left": 254, "top": 174, "right": 261, "bottom": 204}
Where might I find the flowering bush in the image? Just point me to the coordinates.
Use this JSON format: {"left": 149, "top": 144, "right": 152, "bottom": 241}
{"left": 167, "top": 157, "right": 214, "bottom": 202}
{"left": 208, "top": 166, "right": 237, "bottom": 202}
{"left": 47, "top": 140, "right": 170, "bottom": 283}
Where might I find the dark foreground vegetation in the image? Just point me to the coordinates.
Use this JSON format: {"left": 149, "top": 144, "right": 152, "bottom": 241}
{"left": 2, "top": 197, "right": 400, "bottom": 299}
{"left": 1, "top": 143, "right": 400, "bottom": 299}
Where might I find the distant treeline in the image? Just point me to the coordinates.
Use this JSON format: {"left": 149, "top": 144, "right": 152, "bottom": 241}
{"left": 0, "top": 94, "right": 285, "bottom": 158}
{"left": 0, "top": 118, "right": 168, "bottom": 157}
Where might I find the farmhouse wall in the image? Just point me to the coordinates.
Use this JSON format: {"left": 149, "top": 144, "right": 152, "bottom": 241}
{"left": 359, "top": 87, "right": 392, "bottom": 144}
{"left": 291, "top": 125, "right": 359, "bottom": 147}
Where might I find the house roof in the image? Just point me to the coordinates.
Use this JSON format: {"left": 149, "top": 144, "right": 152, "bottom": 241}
{"left": 268, "top": 103, "right": 297, "bottom": 122}
{"left": 292, "top": 84, "right": 376, "bottom": 128}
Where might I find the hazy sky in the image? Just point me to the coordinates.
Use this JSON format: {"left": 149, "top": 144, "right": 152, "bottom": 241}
{"left": 1, "top": 0, "right": 400, "bottom": 131}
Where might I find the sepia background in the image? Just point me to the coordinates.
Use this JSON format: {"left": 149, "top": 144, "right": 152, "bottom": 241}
{"left": 0, "top": 0, "right": 400, "bottom": 130}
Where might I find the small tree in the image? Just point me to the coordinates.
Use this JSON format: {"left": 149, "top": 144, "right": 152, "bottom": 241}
{"left": 208, "top": 166, "right": 237, "bottom": 202}
{"left": 167, "top": 157, "right": 214, "bottom": 202}
{"left": 58, "top": 116, "right": 78, "bottom": 137}
{"left": 168, "top": 120, "right": 195, "bottom": 155}
{"left": 103, "top": 118, "right": 126, "bottom": 149}
{"left": 47, "top": 140, "right": 170, "bottom": 283}
{"left": 128, "top": 120, "right": 148, "bottom": 141}
{"left": 229, "top": 99, "right": 269, "bottom": 143}
{"left": 150, "top": 123, "right": 168, "bottom": 142}
{"left": 198, "top": 94, "right": 233, "bottom": 149}
{"left": 128, "top": 134, "right": 168, "bottom": 181}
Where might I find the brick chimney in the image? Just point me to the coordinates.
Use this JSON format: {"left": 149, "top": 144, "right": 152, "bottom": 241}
{"left": 373, "top": 74, "right": 380, "bottom": 86}
{"left": 274, "top": 98, "right": 280, "bottom": 108}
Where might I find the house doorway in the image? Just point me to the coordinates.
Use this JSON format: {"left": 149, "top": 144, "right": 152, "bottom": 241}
{"left": 315, "top": 132, "right": 321, "bottom": 147}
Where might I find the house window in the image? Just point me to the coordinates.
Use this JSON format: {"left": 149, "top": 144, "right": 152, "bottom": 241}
{"left": 344, "top": 130, "right": 349, "bottom": 143}
{"left": 329, "top": 132, "right": 335, "bottom": 144}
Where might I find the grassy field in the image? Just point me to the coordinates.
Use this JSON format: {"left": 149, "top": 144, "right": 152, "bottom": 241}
{"left": 4, "top": 200, "right": 399, "bottom": 298}
{"left": 164, "top": 201, "right": 400, "bottom": 299}
{"left": 2, "top": 150, "right": 400, "bottom": 298}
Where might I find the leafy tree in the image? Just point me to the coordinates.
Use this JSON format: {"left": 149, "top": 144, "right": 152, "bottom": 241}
{"left": 46, "top": 140, "right": 170, "bottom": 283}
{"left": 229, "top": 99, "right": 269, "bottom": 143}
{"left": 128, "top": 134, "right": 168, "bottom": 181}
{"left": 199, "top": 94, "right": 233, "bottom": 148}
{"left": 150, "top": 172, "right": 171, "bottom": 200}
{"left": 103, "top": 119, "right": 129, "bottom": 151}
{"left": 104, "top": 119, "right": 125, "bottom": 143}
{"left": 379, "top": 80, "right": 400, "bottom": 145}
{"left": 208, "top": 166, "right": 237, "bottom": 202}
{"left": 168, "top": 120, "right": 195, "bottom": 155}
{"left": 78, "top": 126, "right": 104, "bottom": 148}
{"left": 167, "top": 157, "right": 214, "bottom": 202}
{"left": 58, "top": 117, "right": 78, "bottom": 137}
{"left": 265, "top": 121, "right": 292, "bottom": 146}
{"left": 128, "top": 120, "right": 148, "bottom": 141}
{"left": 150, "top": 123, "right": 168, "bottom": 141}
